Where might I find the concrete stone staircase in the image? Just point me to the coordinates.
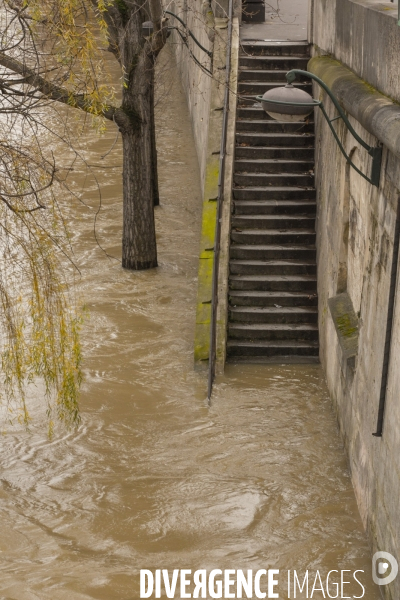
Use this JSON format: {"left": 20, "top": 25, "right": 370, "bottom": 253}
{"left": 227, "top": 41, "right": 319, "bottom": 363}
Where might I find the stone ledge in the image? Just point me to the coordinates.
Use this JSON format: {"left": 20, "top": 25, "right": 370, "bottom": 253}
{"left": 308, "top": 55, "right": 400, "bottom": 159}
{"left": 349, "top": 0, "right": 397, "bottom": 19}
{"left": 328, "top": 292, "right": 359, "bottom": 361}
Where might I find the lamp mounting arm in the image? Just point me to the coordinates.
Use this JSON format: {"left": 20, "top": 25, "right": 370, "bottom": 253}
{"left": 286, "top": 69, "right": 382, "bottom": 187}
{"left": 286, "top": 69, "right": 371, "bottom": 151}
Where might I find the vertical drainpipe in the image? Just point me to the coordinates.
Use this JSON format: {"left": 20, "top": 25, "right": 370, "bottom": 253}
{"left": 373, "top": 197, "right": 400, "bottom": 437}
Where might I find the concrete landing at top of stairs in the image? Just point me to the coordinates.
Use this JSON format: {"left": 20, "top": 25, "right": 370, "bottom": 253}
{"left": 241, "top": 0, "right": 309, "bottom": 42}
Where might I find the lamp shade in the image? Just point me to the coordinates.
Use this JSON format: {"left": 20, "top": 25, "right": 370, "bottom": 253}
{"left": 259, "top": 85, "right": 316, "bottom": 122}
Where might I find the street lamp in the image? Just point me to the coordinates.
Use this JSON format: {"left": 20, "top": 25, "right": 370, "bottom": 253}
{"left": 256, "top": 69, "right": 382, "bottom": 187}
{"left": 142, "top": 21, "right": 154, "bottom": 37}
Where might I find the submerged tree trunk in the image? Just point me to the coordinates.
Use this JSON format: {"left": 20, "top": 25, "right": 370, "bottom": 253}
{"left": 115, "top": 0, "right": 167, "bottom": 270}
{"left": 121, "top": 125, "right": 157, "bottom": 270}
{"left": 120, "top": 51, "right": 158, "bottom": 270}
{"left": 114, "top": 0, "right": 167, "bottom": 269}
{"left": 150, "top": 69, "right": 160, "bottom": 207}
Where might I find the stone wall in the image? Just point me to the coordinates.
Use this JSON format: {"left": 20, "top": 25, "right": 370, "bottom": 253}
{"left": 167, "top": 0, "right": 241, "bottom": 191}
{"left": 167, "top": 0, "right": 240, "bottom": 364}
{"left": 312, "top": 0, "right": 400, "bottom": 102}
{"left": 167, "top": 0, "right": 215, "bottom": 189}
{"left": 310, "top": 2, "right": 400, "bottom": 598}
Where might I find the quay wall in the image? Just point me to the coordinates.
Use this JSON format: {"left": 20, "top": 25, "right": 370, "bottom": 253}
{"left": 167, "top": 0, "right": 239, "bottom": 363}
{"left": 167, "top": 0, "right": 215, "bottom": 189}
{"left": 311, "top": 2, "right": 400, "bottom": 598}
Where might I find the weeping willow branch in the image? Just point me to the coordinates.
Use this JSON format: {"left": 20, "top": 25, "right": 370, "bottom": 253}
{"left": 0, "top": 139, "right": 83, "bottom": 434}
{"left": 0, "top": 0, "right": 184, "bottom": 430}
{"left": 0, "top": 0, "right": 103, "bottom": 432}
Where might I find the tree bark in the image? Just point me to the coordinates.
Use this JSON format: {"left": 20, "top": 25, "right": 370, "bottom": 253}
{"left": 120, "top": 71, "right": 158, "bottom": 269}
{"left": 117, "top": 3, "right": 167, "bottom": 269}
{"left": 121, "top": 127, "right": 157, "bottom": 269}
{"left": 118, "top": 11, "right": 162, "bottom": 270}
{"left": 150, "top": 69, "right": 160, "bottom": 207}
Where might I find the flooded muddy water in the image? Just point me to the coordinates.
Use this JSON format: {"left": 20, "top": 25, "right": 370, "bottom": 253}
{"left": 0, "top": 51, "right": 380, "bottom": 599}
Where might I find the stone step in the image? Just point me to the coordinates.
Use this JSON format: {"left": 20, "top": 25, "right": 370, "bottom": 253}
{"left": 238, "top": 81, "right": 312, "bottom": 95}
{"left": 230, "top": 243, "right": 316, "bottom": 260}
{"left": 235, "top": 146, "right": 315, "bottom": 160}
{"left": 238, "top": 69, "right": 311, "bottom": 82}
{"left": 233, "top": 200, "right": 316, "bottom": 215}
{"left": 226, "top": 353, "right": 320, "bottom": 363}
{"left": 240, "top": 41, "right": 310, "bottom": 56}
{"left": 237, "top": 106, "right": 272, "bottom": 119}
{"left": 229, "top": 259, "right": 317, "bottom": 276}
{"left": 239, "top": 94, "right": 313, "bottom": 106}
{"left": 234, "top": 172, "right": 315, "bottom": 187}
{"left": 239, "top": 55, "right": 309, "bottom": 70}
{"left": 237, "top": 106, "right": 310, "bottom": 120}
{"left": 236, "top": 132, "right": 314, "bottom": 147}
{"left": 226, "top": 340, "right": 319, "bottom": 361}
{"left": 235, "top": 159, "right": 314, "bottom": 174}
{"left": 232, "top": 214, "right": 316, "bottom": 229}
{"left": 229, "top": 274, "right": 317, "bottom": 291}
{"left": 228, "top": 43, "right": 317, "bottom": 363}
{"left": 236, "top": 119, "right": 314, "bottom": 133}
{"left": 228, "top": 322, "right": 319, "bottom": 341}
{"left": 233, "top": 187, "right": 316, "bottom": 201}
{"left": 229, "top": 290, "right": 318, "bottom": 307}
{"left": 229, "top": 306, "right": 318, "bottom": 324}
{"left": 231, "top": 228, "right": 316, "bottom": 245}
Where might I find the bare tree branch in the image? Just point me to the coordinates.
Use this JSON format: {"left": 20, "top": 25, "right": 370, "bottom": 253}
{"left": 0, "top": 51, "right": 139, "bottom": 131}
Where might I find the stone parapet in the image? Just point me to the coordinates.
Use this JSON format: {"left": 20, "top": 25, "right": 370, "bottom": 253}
{"left": 312, "top": 0, "right": 400, "bottom": 103}
{"left": 308, "top": 55, "right": 400, "bottom": 160}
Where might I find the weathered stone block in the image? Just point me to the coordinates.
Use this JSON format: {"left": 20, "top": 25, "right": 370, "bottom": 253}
{"left": 328, "top": 292, "right": 359, "bottom": 360}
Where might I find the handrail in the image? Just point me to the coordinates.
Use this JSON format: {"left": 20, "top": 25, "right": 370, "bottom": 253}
{"left": 373, "top": 197, "right": 400, "bottom": 437}
{"left": 207, "top": 0, "right": 234, "bottom": 402}
{"left": 165, "top": 10, "right": 213, "bottom": 57}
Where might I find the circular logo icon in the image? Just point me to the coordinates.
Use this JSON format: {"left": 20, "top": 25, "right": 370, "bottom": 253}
{"left": 372, "top": 551, "right": 398, "bottom": 586}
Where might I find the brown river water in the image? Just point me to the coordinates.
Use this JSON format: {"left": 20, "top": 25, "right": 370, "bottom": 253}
{"left": 0, "top": 51, "right": 381, "bottom": 599}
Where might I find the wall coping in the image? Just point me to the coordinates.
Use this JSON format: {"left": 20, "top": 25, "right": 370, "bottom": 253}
{"left": 308, "top": 55, "right": 400, "bottom": 159}
{"left": 349, "top": 0, "right": 397, "bottom": 20}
